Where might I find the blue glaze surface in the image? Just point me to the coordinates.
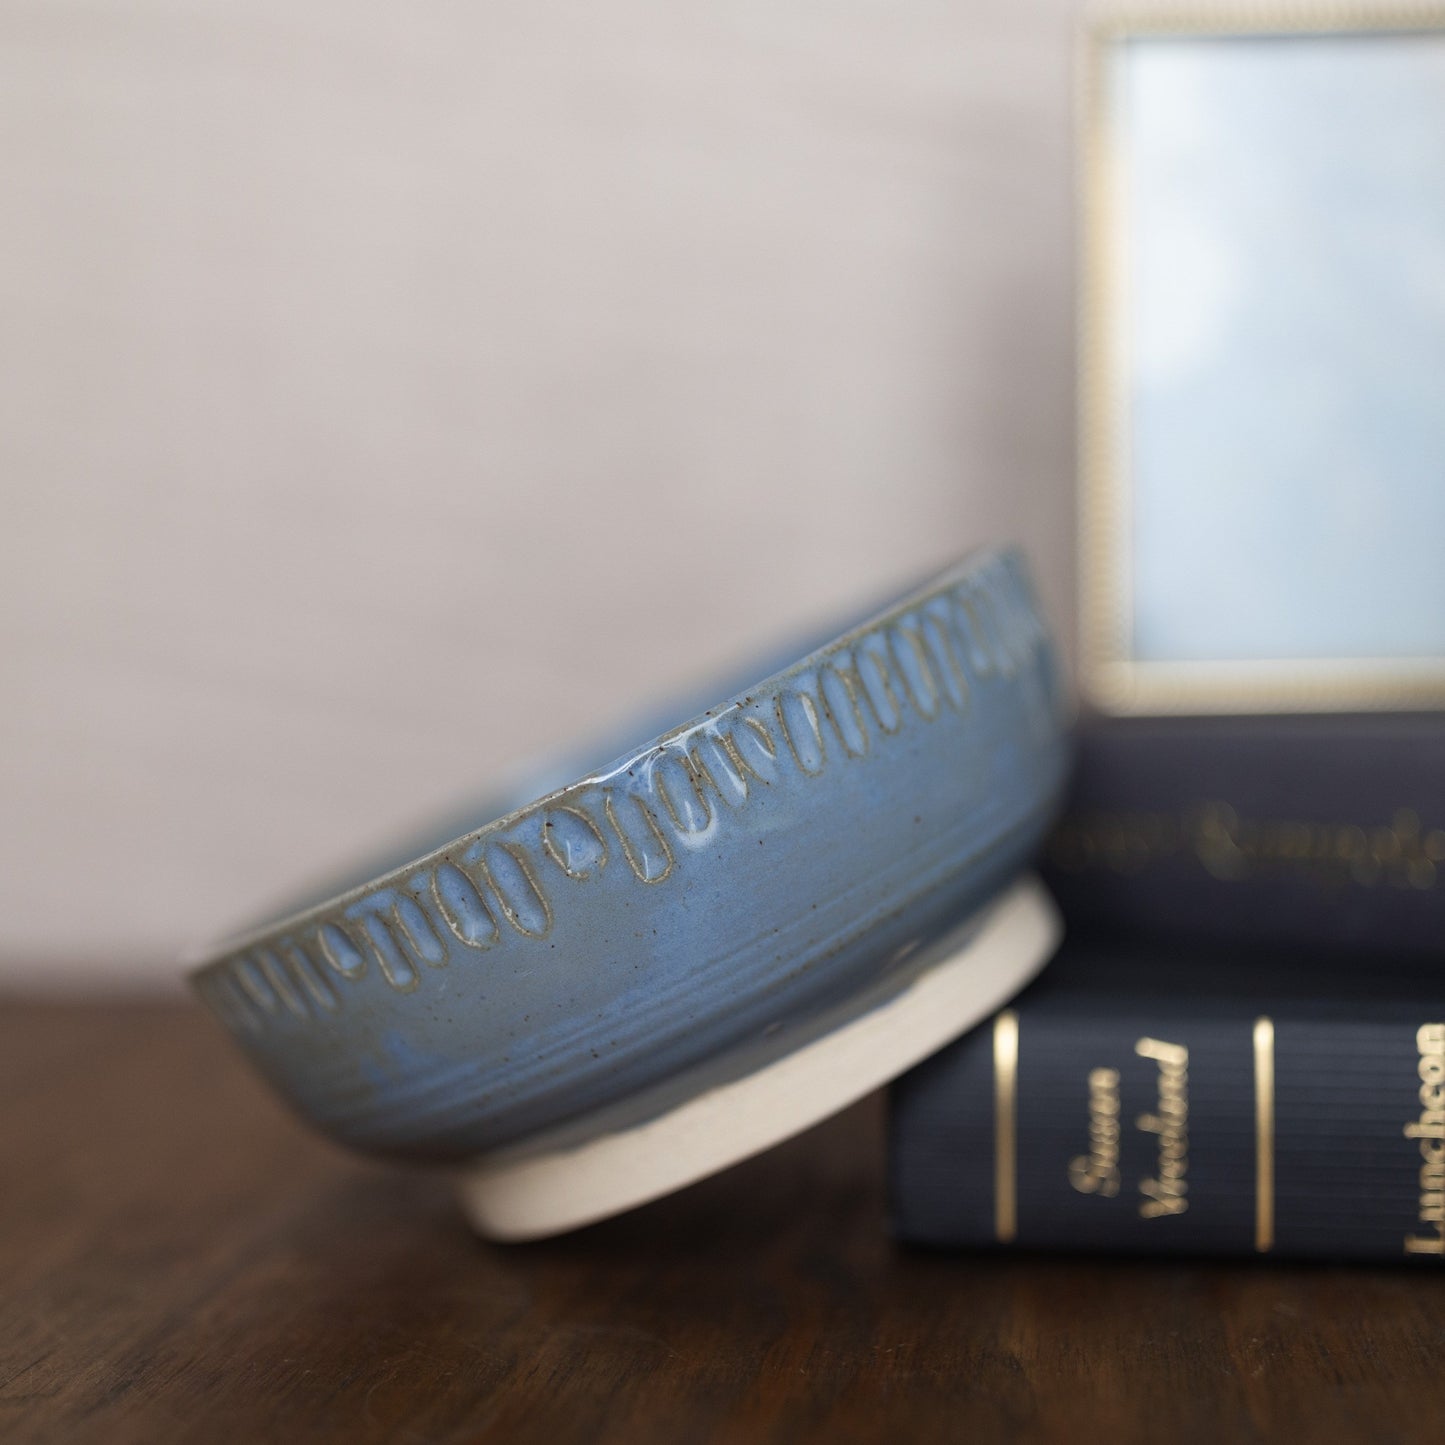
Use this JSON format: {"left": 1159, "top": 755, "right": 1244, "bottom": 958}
{"left": 190, "top": 548, "right": 1071, "bottom": 1161}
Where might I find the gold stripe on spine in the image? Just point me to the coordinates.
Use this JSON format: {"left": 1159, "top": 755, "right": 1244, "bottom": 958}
{"left": 993, "top": 1010, "right": 1020, "bottom": 1244}
{"left": 1253, "top": 1016, "right": 1276, "bottom": 1254}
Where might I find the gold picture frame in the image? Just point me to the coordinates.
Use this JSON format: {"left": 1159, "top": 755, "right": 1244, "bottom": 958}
{"left": 1078, "top": 2, "right": 1445, "bottom": 715}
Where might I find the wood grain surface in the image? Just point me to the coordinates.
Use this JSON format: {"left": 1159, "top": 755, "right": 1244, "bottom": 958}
{"left": 2, "top": 1000, "right": 1442, "bottom": 1445}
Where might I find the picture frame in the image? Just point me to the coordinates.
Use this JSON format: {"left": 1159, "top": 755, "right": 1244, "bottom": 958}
{"left": 1077, "top": 3, "right": 1445, "bottom": 714}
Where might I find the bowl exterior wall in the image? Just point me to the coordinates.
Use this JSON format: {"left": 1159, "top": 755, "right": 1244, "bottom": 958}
{"left": 191, "top": 549, "right": 1070, "bottom": 1160}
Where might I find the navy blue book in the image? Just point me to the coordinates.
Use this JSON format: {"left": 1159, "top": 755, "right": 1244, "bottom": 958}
{"left": 1041, "top": 713, "right": 1445, "bottom": 958}
{"left": 888, "top": 938, "right": 1445, "bottom": 1263}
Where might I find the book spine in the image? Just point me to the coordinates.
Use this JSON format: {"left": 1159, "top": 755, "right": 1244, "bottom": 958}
{"left": 888, "top": 996, "right": 1445, "bottom": 1263}
{"left": 1041, "top": 714, "right": 1445, "bottom": 956}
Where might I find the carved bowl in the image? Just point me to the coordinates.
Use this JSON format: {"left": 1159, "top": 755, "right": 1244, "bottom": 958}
{"left": 190, "top": 547, "right": 1070, "bottom": 1224}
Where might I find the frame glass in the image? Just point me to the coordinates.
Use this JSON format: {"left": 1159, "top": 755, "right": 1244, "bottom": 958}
{"left": 1079, "top": 5, "right": 1445, "bottom": 713}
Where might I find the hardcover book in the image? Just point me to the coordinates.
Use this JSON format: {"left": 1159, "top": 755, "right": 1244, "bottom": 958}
{"left": 1041, "top": 713, "right": 1445, "bottom": 957}
{"left": 888, "top": 937, "right": 1445, "bottom": 1263}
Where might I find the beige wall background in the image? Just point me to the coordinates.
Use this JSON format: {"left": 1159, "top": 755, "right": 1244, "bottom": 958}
{"left": 1, "top": 0, "right": 1083, "bottom": 987}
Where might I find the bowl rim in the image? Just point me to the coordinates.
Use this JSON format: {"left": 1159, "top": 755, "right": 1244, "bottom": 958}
{"left": 187, "top": 542, "right": 1036, "bottom": 981}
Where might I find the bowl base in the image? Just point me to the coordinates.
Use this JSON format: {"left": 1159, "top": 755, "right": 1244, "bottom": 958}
{"left": 456, "top": 874, "right": 1058, "bottom": 1241}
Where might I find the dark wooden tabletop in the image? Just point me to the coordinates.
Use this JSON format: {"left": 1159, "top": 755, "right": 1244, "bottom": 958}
{"left": 2, "top": 999, "right": 1443, "bottom": 1445}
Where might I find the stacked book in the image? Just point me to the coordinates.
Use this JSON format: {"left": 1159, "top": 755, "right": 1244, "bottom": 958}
{"left": 888, "top": 715, "right": 1445, "bottom": 1264}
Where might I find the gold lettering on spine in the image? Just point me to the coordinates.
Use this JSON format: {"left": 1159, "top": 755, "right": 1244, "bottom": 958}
{"left": 993, "top": 1010, "right": 1019, "bottom": 1243}
{"left": 1253, "top": 1017, "right": 1275, "bottom": 1254}
{"left": 1069, "top": 1067, "right": 1122, "bottom": 1197}
{"left": 1404, "top": 1022, "right": 1445, "bottom": 1257}
{"left": 1134, "top": 1037, "right": 1188, "bottom": 1218}
{"left": 1049, "top": 803, "right": 1445, "bottom": 892}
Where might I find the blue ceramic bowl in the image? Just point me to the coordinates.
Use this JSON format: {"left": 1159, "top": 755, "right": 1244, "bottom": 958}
{"left": 190, "top": 547, "right": 1070, "bottom": 1166}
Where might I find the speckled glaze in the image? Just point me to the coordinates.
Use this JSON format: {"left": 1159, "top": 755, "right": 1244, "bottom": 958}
{"left": 190, "top": 547, "right": 1070, "bottom": 1162}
